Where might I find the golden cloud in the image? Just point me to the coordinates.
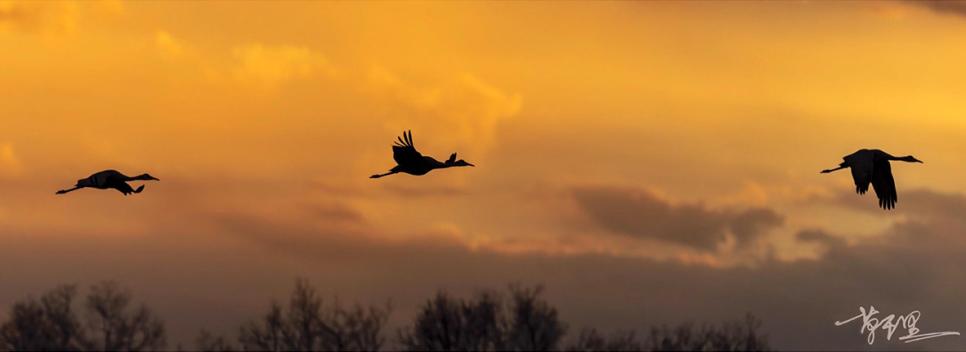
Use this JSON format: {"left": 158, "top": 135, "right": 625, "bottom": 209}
{"left": 155, "top": 30, "right": 184, "bottom": 59}
{"left": 0, "top": 143, "right": 23, "bottom": 178}
{"left": 366, "top": 66, "right": 522, "bottom": 159}
{"left": 231, "top": 43, "right": 335, "bottom": 88}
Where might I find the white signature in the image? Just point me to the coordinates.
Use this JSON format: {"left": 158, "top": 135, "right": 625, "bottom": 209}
{"left": 835, "top": 306, "right": 960, "bottom": 344}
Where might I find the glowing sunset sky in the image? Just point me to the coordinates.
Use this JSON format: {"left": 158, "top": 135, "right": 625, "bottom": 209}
{"left": 3, "top": 1, "right": 966, "bottom": 349}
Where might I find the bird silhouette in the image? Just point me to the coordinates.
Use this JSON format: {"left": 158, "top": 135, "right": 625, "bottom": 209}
{"left": 56, "top": 170, "right": 160, "bottom": 196}
{"left": 370, "top": 130, "right": 474, "bottom": 179}
{"left": 821, "top": 149, "right": 922, "bottom": 209}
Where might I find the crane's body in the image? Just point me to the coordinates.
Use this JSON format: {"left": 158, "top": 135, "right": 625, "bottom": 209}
{"left": 821, "top": 149, "right": 922, "bottom": 209}
{"left": 387, "top": 156, "right": 446, "bottom": 176}
{"left": 370, "top": 130, "right": 474, "bottom": 178}
{"left": 56, "top": 169, "right": 159, "bottom": 196}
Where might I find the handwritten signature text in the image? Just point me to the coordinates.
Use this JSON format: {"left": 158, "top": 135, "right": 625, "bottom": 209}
{"left": 835, "top": 306, "right": 960, "bottom": 344}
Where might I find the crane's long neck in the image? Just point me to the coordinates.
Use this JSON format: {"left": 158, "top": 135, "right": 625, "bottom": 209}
{"left": 129, "top": 173, "right": 154, "bottom": 181}
{"left": 428, "top": 158, "right": 448, "bottom": 169}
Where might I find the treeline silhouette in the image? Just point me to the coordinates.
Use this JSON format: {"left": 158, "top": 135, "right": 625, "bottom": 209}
{"left": 1, "top": 280, "right": 770, "bottom": 351}
{"left": 0, "top": 282, "right": 164, "bottom": 350}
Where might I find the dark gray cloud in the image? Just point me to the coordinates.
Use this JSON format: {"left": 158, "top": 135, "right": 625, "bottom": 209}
{"left": 4, "top": 188, "right": 966, "bottom": 350}
{"left": 834, "top": 188, "right": 966, "bottom": 226}
{"left": 910, "top": 0, "right": 966, "bottom": 17}
{"left": 795, "top": 228, "right": 846, "bottom": 249}
{"left": 572, "top": 186, "right": 783, "bottom": 250}
{"left": 187, "top": 188, "right": 966, "bottom": 351}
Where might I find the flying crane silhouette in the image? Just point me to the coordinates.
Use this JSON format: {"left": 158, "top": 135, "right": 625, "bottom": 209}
{"left": 821, "top": 149, "right": 922, "bottom": 209}
{"left": 370, "top": 130, "right": 474, "bottom": 179}
{"left": 56, "top": 169, "right": 159, "bottom": 196}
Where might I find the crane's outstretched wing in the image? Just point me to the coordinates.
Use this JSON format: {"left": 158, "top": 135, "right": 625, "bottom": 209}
{"left": 845, "top": 153, "right": 872, "bottom": 194}
{"left": 871, "top": 158, "right": 897, "bottom": 209}
{"left": 112, "top": 182, "right": 137, "bottom": 195}
{"left": 392, "top": 130, "right": 423, "bottom": 166}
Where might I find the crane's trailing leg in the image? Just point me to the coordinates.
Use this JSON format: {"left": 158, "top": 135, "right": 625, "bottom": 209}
{"left": 370, "top": 171, "right": 397, "bottom": 179}
{"left": 55, "top": 186, "right": 82, "bottom": 195}
{"left": 821, "top": 165, "right": 846, "bottom": 174}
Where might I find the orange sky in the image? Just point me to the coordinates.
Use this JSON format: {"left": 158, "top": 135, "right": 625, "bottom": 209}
{"left": 3, "top": 1, "right": 966, "bottom": 349}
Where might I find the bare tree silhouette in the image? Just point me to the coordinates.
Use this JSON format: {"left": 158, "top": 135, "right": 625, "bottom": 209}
{"left": 79, "top": 282, "right": 166, "bottom": 351}
{"left": 0, "top": 282, "right": 165, "bottom": 351}
{"left": 399, "top": 284, "right": 566, "bottom": 351}
{"left": 567, "top": 314, "right": 769, "bottom": 352}
{"left": 504, "top": 285, "right": 566, "bottom": 351}
{"left": 0, "top": 285, "right": 84, "bottom": 351}
{"left": 237, "top": 302, "right": 288, "bottom": 351}
{"left": 237, "top": 279, "right": 390, "bottom": 351}
{"left": 4, "top": 280, "right": 771, "bottom": 351}
{"left": 398, "top": 291, "right": 501, "bottom": 351}
{"left": 567, "top": 328, "right": 641, "bottom": 352}
{"left": 643, "top": 313, "right": 769, "bottom": 352}
{"left": 196, "top": 329, "right": 235, "bottom": 351}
